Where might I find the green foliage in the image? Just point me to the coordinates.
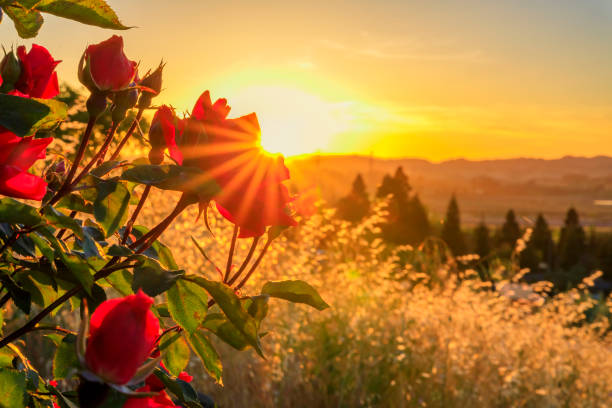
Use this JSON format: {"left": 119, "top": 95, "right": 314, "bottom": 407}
{"left": 167, "top": 279, "right": 208, "bottom": 334}
{"left": 91, "top": 179, "right": 131, "bottom": 238}
{"left": 161, "top": 333, "right": 190, "bottom": 376}
{"left": 0, "top": 368, "right": 27, "bottom": 408}
{"left": 1, "top": 0, "right": 127, "bottom": 38}
{"left": 186, "top": 330, "right": 222, "bottom": 384}
{"left": 132, "top": 257, "right": 184, "bottom": 297}
{"left": 261, "top": 280, "right": 329, "bottom": 311}
{"left": 52, "top": 334, "right": 78, "bottom": 379}
{"left": 186, "top": 276, "right": 263, "bottom": 356}
{"left": 122, "top": 165, "right": 220, "bottom": 199}
{"left": 0, "top": 94, "right": 66, "bottom": 136}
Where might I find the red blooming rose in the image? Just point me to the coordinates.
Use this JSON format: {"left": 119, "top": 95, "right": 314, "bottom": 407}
{"left": 84, "top": 291, "right": 159, "bottom": 385}
{"left": 148, "top": 106, "right": 184, "bottom": 165}
{"left": 10, "top": 45, "right": 60, "bottom": 99}
{"left": 0, "top": 129, "right": 52, "bottom": 200}
{"left": 79, "top": 35, "right": 137, "bottom": 92}
{"left": 122, "top": 386, "right": 177, "bottom": 408}
{"left": 123, "top": 364, "right": 192, "bottom": 408}
{"left": 181, "top": 91, "right": 296, "bottom": 237}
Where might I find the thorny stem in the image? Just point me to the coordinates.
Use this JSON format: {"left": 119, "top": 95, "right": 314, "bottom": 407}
{"left": 227, "top": 236, "right": 261, "bottom": 286}
{"left": 108, "top": 108, "right": 144, "bottom": 162}
{"left": 70, "top": 121, "right": 120, "bottom": 188}
{"left": 48, "top": 117, "right": 97, "bottom": 207}
{"left": 224, "top": 226, "right": 239, "bottom": 283}
{"left": 121, "top": 185, "right": 151, "bottom": 245}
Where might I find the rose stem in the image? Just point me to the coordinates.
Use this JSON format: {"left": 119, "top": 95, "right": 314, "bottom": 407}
{"left": 108, "top": 108, "right": 144, "bottom": 162}
{"left": 121, "top": 185, "right": 151, "bottom": 245}
{"left": 227, "top": 236, "right": 260, "bottom": 286}
{"left": 223, "top": 226, "right": 239, "bottom": 283}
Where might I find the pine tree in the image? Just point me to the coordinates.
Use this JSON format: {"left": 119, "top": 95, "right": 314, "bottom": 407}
{"left": 404, "top": 194, "right": 430, "bottom": 245}
{"left": 500, "top": 210, "right": 521, "bottom": 248}
{"left": 441, "top": 195, "right": 466, "bottom": 255}
{"left": 529, "top": 213, "right": 554, "bottom": 271}
{"left": 376, "top": 174, "right": 395, "bottom": 198}
{"left": 336, "top": 173, "right": 370, "bottom": 222}
{"left": 558, "top": 207, "right": 586, "bottom": 270}
{"left": 473, "top": 221, "right": 491, "bottom": 259}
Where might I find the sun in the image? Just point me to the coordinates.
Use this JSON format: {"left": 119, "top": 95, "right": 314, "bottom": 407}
{"left": 219, "top": 85, "right": 350, "bottom": 157}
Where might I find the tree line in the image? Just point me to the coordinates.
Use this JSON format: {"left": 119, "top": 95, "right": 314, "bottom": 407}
{"left": 336, "top": 166, "right": 612, "bottom": 291}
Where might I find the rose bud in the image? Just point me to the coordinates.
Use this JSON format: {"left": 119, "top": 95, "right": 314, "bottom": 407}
{"left": 148, "top": 106, "right": 183, "bottom": 165}
{"left": 13, "top": 44, "right": 61, "bottom": 99}
{"left": 79, "top": 35, "right": 137, "bottom": 93}
{"left": 0, "top": 50, "right": 21, "bottom": 92}
{"left": 82, "top": 291, "right": 159, "bottom": 385}
{"left": 137, "top": 62, "right": 164, "bottom": 110}
{"left": 0, "top": 129, "right": 52, "bottom": 201}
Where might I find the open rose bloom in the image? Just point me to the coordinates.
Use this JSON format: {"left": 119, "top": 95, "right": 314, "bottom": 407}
{"left": 0, "top": 129, "right": 52, "bottom": 200}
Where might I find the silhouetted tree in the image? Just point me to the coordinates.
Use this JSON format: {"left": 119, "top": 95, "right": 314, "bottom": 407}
{"left": 375, "top": 167, "right": 430, "bottom": 245}
{"left": 336, "top": 173, "right": 370, "bottom": 222}
{"left": 473, "top": 221, "right": 491, "bottom": 259}
{"left": 404, "top": 194, "right": 430, "bottom": 244}
{"left": 500, "top": 210, "right": 521, "bottom": 249}
{"left": 524, "top": 213, "right": 555, "bottom": 272}
{"left": 558, "top": 207, "right": 586, "bottom": 271}
{"left": 441, "top": 195, "right": 466, "bottom": 255}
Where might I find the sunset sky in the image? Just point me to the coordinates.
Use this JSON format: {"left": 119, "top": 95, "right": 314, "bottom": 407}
{"left": 2, "top": 0, "right": 612, "bottom": 160}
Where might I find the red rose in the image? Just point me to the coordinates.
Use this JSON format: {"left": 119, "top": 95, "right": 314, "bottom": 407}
{"left": 122, "top": 385, "right": 178, "bottom": 408}
{"left": 0, "top": 129, "right": 52, "bottom": 200}
{"left": 10, "top": 44, "right": 60, "bottom": 99}
{"left": 180, "top": 91, "right": 296, "bottom": 237}
{"left": 148, "top": 106, "right": 184, "bottom": 165}
{"left": 84, "top": 291, "right": 159, "bottom": 385}
{"left": 79, "top": 35, "right": 137, "bottom": 93}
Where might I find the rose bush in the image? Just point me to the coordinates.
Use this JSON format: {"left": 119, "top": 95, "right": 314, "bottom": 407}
{"left": 0, "top": 2, "right": 327, "bottom": 407}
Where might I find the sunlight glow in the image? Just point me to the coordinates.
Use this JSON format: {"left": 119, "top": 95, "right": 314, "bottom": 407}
{"left": 220, "top": 85, "right": 351, "bottom": 157}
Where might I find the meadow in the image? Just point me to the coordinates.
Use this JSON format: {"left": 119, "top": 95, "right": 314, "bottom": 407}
{"left": 140, "top": 189, "right": 612, "bottom": 408}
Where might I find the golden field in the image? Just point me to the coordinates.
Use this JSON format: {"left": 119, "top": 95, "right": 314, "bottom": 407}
{"left": 140, "top": 190, "right": 612, "bottom": 408}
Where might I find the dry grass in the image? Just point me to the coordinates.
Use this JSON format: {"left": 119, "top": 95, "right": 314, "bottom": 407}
{"left": 138, "top": 191, "right": 612, "bottom": 408}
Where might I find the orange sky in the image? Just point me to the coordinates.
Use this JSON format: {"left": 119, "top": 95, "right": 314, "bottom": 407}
{"left": 2, "top": 0, "right": 612, "bottom": 160}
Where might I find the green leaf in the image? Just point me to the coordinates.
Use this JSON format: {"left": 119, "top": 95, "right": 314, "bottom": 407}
{"left": 93, "top": 179, "right": 131, "bottom": 238}
{"left": 122, "top": 164, "right": 220, "bottom": 199}
{"left": 0, "top": 94, "right": 66, "bottom": 135}
{"left": 162, "top": 334, "right": 190, "bottom": 376}
{"left": 202, "top": 313, "right": 249, "bottom": 351}
{"left": 41, "top": 206, "right": 84, "bottom": 240}
{"left": 187, "top": 330, "right": 222, "bottom": 384}
{"left": 3, "top": 3, "right": 43, "bottom": 38}
{"left": 132, "top": 257, "right": 183, "bottom": 297}
{"left": 60, "top": 252, "right": 94, "bottom": 296}
{"left": 0, "top": 368, "right": 27, "bottom": 408}
{"left": 0, "top": 198, "right": 42, "bottom": 226}
{"left": 23, "top": 0, "right": 129, "bottom": 30}
{"left": 186, "top": 276, "right": 263, "bottom": 356}
{"left": 152, "top": 369, "right": 202, "bottom": 407}
{"left": 167, "top": 279, "right": 208, "bottom": 334}
{"left": 261, "top": 280, "right": 329, "bottom": 311}
{"left": 103, "top": 268, "right": 132, "bottom": 296}
{"left": 56, "top": 194, "right": 94, "bottom": 214}
{"left": 52, "top": 334, "right": 78, "bottom": 380}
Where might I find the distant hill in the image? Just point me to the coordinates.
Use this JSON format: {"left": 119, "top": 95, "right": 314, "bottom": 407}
{"left": 286, "top": 155, "right": 612, "bottom": 227}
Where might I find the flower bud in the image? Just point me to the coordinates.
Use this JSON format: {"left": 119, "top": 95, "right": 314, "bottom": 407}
{"left": 137, "top": 62, "right": 164, "bottom": 110}
{"left": 0, "top": 50, "right": 21, "bottom": 92}
{"left": 148, "top": 106, "right": 183, "bottom": 165}
{"left": 78, "top": 35, "right": 137, "bottom": 93}
{"left": 83, "top": 291, "right": 159, "bottom": 385}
